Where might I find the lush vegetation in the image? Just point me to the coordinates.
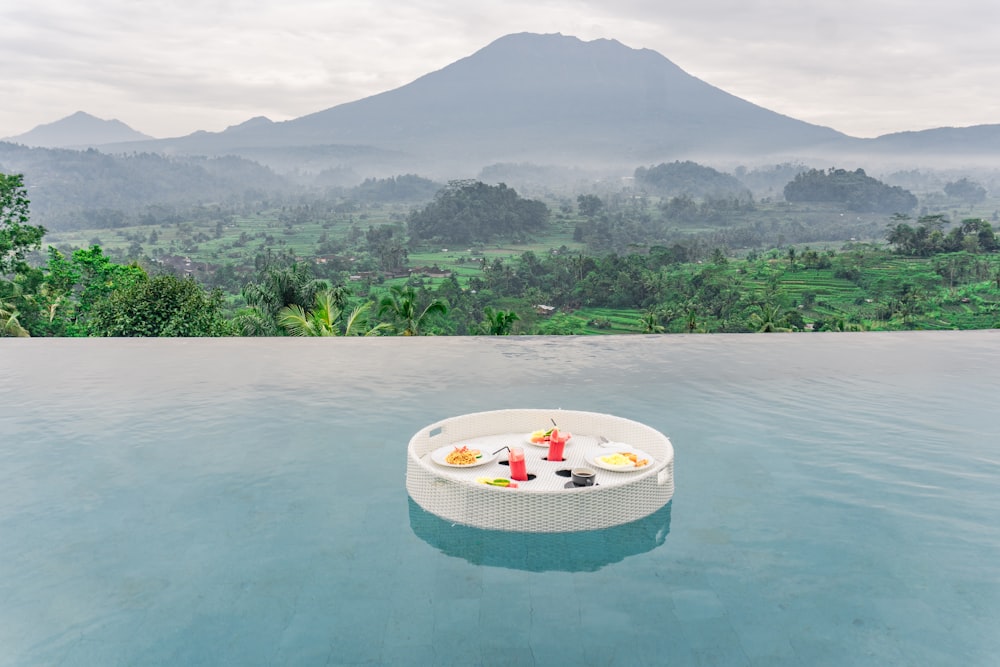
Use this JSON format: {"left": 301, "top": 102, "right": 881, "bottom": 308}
{"left": 886, "top": 214, "right": 998, "bottom": 256}
{"left": 353, "top": 174, "right": 441, "bottom": 203}
{"left": 5, "top": 162, "right": 1000, "bottom": 337}
{"left": 407, "top": 180, "right": 549, "bottom": 245}
{"left": 0, "top": 142, "right": 291, "bottom": 231}
{"left": 784, "top": 168, "right": 918, "bottom": 213}
{"left": 634, "top": 161, "right": 750, "bottom": 199}
{"left": 1, "top": 174, "right": 45, "bottom": 275}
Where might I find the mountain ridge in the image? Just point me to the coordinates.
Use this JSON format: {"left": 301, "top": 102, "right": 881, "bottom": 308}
{"left": 3, "top": 111, "right": 154, "bottom": 148}
{"left": 6, "top": 33, "right": 1000, "bottom": 174}
{"left": 220, "top": 32, "right": 851, "bottom": 166}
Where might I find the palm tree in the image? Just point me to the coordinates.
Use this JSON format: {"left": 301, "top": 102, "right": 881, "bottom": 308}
{"left": 37, "top": 281, "right": 67, "bottom": 326}
{"left": 0, "top": 299, "right": 29, "bottom": 337}
{"left": 342, "top": 302, "right": 391, "bottom": 337}
{"left": 239, "top": 263, "right": 328, "bottom": 335}
{"left": 278, "top": 293, "right": 338, "bottom": 337}
{"left": 685, "top": 307, "right": 699, "bottom": 334}
{"left": 377, "top": 285, "right": 448, "bottom": 336}
{"left": 640, "top": 309, "right": 665, "bottom": 334}
{"left": 479, "top": 306, "right": 520, "bottom": 335}
{"left": 827, "top": 316, "right": 868, "bottom": 332}
{"left": 749, "top": 303, "right": 792, "bottom": 333}
{"left": 279, "top": 291, "right": 388, "bottom": 337}
{"left": 232, "top": 307, "right": 274, "bottom": 337}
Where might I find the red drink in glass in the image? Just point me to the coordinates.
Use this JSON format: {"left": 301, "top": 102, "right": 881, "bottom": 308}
{"left": 547, "top": 436, "right": 565, "bottom": 462}
{"left": 509, "top": 447, "right": 527, "bottom": 481}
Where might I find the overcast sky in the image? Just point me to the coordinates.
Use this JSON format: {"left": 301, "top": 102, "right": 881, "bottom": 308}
{"left": 4, "top": 0, "right": 999, "bottom": 139}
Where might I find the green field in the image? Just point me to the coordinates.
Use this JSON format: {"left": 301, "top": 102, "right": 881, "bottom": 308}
{"left": 34, "top": 190, "right": 1000, "bottom": 335}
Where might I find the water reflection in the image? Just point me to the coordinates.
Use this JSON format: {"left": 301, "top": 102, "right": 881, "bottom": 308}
{"left": 407, "top": 496, "right": 672, "bottom": 572}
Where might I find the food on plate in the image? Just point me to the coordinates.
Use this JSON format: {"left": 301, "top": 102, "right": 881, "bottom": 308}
{"left": 529, "top": 429, "right": 552, "bottom": 444}
{"left": 475, "top": 477, "right": 518, "bottom": 488}
{"left": 529, "top": 428, "right": 571, "bottom": 444}
{"left": 445, "top": 445, "right": 482, "bottom": 465}
{"left": 598, "top": 451, "right": 649, "bottom": 468}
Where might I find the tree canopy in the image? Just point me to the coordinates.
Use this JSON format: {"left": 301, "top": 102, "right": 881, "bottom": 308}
{"left": 634, "top": 161, "right": 750, "bottom": 199}
{"left": 1, "top": 174, "right": 46, "bottom": 275}
{"left": 89, "top": 273, "right": 228, "bottom": 337}
{"left": 783, "top": 168, "right": 917, "bottom": 214}
{"left": 352, "top": 174, "right": 441, "bottom": 202}
{"left": 943, "top": 177, "right": 987, "bottom": 205}
{"left": 377, "top": 284, "right": 448, "bottom": 336}
{"left": 886, "top": 215, "right": 997, "bottom": 256}
{"left": 407, "top": 180, "right": 549, "bottom": 245}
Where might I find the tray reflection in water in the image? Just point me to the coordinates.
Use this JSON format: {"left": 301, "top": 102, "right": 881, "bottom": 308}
{"left": 407, "top": 497, "right": 671, "bottom": 572}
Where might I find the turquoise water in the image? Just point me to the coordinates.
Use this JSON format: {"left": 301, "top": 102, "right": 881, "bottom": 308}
{"left": 2, "top": 333, "right": 999, "bottom": 666}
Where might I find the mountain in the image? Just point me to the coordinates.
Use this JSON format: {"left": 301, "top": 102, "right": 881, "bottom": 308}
{"left": 4, "top": 111, "right": 155, "bottom": 148}
{"left": 105, "top": 33, "right": 854, "bottom": 174}
{"left": 266, "top": 32, "right": 851, "bottom": 162}
{"left": 13, "top": 33, "right": 1000, "bottom": 177}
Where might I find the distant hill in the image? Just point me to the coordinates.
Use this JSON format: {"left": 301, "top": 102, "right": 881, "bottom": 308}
{"left": 7, "top": 31, "right": 1000, "bottom": 197}
{"left": 3, "top": 111, "right": 154, "bottom": 148}
{"left": 84, "top": 32, "right": 1000, "bottom": 175}
{"left": 0, "top": 141, "right": 290, "bottom": 230}
{"left": 867, "top": 124, "right": 1000, "bottom": 154}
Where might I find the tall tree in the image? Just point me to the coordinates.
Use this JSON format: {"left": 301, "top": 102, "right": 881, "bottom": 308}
{"left": 237, "top": 261, "right": 327, "bottom": 335}
{"left": 576, "top": 194, "right": 603, "bottom": 218}
{"left": 479, "top": 306, "right": 520, "bottom": 335}
{"left": 749, "top": 302, "right": 792, "bottom": 333}
{"left": 364, "top": 225, "right": 409, "bottom": 273}
{"left": 1, "top": 174, "right": 46, "bottom": 276}
{"left": 90, "top": 273, "right": 228, "bottom": 337}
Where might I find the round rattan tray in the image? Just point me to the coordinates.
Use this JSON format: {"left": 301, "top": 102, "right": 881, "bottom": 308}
{"left": 406, "top": 408, "right": 674, "bottom": 533}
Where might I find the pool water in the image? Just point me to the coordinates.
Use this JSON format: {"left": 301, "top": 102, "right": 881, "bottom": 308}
{"left": 2, "top": 333, "right": 999, "bottom": 666}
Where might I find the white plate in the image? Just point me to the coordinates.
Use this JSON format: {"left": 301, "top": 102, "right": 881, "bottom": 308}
{"left": 586, "top": 446, "right": 654, "bottom": 472}
{"left": 524, "top": 432, "right": 573, "bottom": 447}
{"left": 430, "top": 444, "right": 497, "bottom": 468}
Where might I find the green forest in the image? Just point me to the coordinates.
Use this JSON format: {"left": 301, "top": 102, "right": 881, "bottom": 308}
{"left": 4, "top": 164, "right": 1000, "bottom": 337}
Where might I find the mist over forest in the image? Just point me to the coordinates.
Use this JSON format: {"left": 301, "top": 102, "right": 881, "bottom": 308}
{"left": 4, "top": 32, "right": 1000, "bottom": 338}
{"left": 5, "top": 32, "right": 1000, "bottom": 230}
